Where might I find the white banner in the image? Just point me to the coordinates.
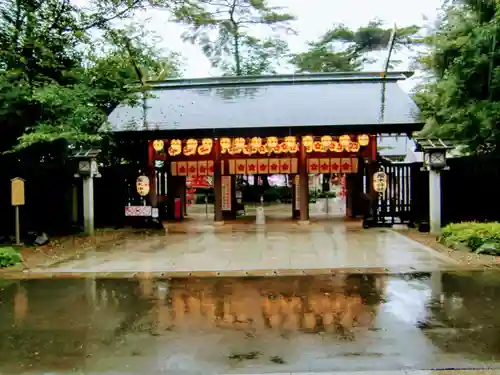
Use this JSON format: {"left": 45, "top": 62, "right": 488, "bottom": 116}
{"left": 221, "top": 176, "right": 232, "bottom": 211}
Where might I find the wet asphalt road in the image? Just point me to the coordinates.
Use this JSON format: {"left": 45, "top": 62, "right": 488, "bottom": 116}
{"left": 1, "top": 270, "right": 500, "bottom": 374}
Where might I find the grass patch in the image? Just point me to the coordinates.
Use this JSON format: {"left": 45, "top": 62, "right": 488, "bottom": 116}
{"left": 441, "top": 222, "right": 500, "bottom": 255}
{"left": 0, "top": 246, "right": 23, "bottom": 268}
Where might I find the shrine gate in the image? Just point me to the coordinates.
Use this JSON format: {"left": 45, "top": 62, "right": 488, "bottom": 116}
{"left": 108, "top": 72, "right": 423, "bottom": 225}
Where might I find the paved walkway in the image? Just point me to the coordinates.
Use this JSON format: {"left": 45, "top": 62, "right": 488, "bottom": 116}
{"left": 31, "top": 220, "right": 457, "bottom": 275}
{"left": 223, "top": 372, "right": 500, "bottom": 375}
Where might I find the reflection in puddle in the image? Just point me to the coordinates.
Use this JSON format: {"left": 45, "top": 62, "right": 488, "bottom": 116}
{"left": 148, "top": 275, "right": 384, "bottom": 335}
{"left": 1, "top": 271, "right": 500, "bottom": 374}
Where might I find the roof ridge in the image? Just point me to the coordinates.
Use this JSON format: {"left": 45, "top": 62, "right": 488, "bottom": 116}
{"left": 147, "top": 71, "right": 414, "bottom": 90}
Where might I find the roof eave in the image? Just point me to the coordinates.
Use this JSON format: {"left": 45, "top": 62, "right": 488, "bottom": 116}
{"left": 112, "top": 122, "right": 425, "bottom": 139}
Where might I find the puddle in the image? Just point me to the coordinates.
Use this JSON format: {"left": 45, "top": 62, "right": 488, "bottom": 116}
{"left": 1, "top": 271, "right": 500, "bottom": 374}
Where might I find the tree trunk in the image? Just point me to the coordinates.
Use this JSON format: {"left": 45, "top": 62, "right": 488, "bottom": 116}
{"left": 229, "top": 0, "right": 241, "bottom": 76}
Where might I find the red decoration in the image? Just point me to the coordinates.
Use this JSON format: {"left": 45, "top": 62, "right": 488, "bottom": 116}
{"left": 308, "top": 158, "right": 319, "bottom": 173}
{"left": 187, "top": 176, "right": 211, "bottom": 188}
{"left": 258, "top": 159, "right": 269, "bottom": 174}
{"left": 235, "top": 159, "right": 246, "bottom": 174}
{"left": 279, "top": 158, "right": 290, "bottom": 173}
{"left": 330, "top": 158, "right": 340, "bottom": 173}
{"left": 247, "top": 161, "right": 257, "bottom": 173}
{"left": 313, "top": 141, "right": 323, "bottom": 152}
{"left": 319, "top": 158, "right": 330, "bottom": 173}
{"left": 341, "top": 158, "right": 352, "bottom": 173}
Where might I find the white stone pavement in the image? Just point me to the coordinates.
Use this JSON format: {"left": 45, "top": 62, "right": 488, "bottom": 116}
{"left": 33, "top": 220, "right": 457, "bottom": 274}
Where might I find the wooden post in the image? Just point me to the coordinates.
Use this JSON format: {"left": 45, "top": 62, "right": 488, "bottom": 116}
{"left": 299, "top": 141, "right": 309, "bottom": 222}
{"left": 166, "top": 164, "right": 174, "bottom": 221}
{"left": 366, "top": 135, "right": 379, "bottom": 225}
{"left": 147, "top": 141, "right": 157, "bottom": 204}
{"left": 346, "top": 174, "right": 354, "bottom": 218}
{"left": 177, "top": 177, "right": 186, "bottom": 220}
{"left": 213, "top": 138, "right": 223, "bottom": 223}
{"left": 10, "top": 178, "right": 26, "bottom": 245}
{"left": 182, "top": 176, "right": 187, "bottom": 217}
{"left": 292, "top": 174, "right": 300, "bottom": 219}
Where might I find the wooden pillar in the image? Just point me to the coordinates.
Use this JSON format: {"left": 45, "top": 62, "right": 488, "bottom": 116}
{"left": 346, "top": 159, "right": 364, "bottom": 218}
{"left": 147, "top": 141, "right": 159, "bottom": 219}
{"left": 175, "top": 177, "right": 186, "bottom": 221}
{"left": 299, "top": 141, "right": 309, "bottom": 222}
{"left": 291, "top": 174, "right": 300, "bottom": 219}
{"left": 163, "top": 158, "right": 174, "bottom": 220}
{"left": 213, "top": 138, "right": 223, "bottom": 223}
{"left": 180, "top": 176, "right": 187, "bottom": 217}
{"left": 345, "top": 174, "right": 354, "bottom": 218}
{"left": 365, "top": 135, "right": 378, "bottom": 225}
{"left": 165, "top": 167, "right": 175, "bottom": 221}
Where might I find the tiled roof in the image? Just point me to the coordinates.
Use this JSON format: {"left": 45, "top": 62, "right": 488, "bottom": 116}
{"left": 109, "top": 72, "right": 423, "bottom": 136}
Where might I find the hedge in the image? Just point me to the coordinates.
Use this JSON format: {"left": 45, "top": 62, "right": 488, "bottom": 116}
{"left": 0, "top": 246, "right": 23, "bottom": 268}
{"left": 440, "top": 222, "right": 500, "bottom": 255}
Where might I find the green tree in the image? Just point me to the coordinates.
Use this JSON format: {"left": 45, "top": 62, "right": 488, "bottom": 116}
{"left": 219, "top": 35, "right": 289, "bottom": 75}
{"left": 173, "top": 0, "right": 295, "bottom": 75}
{"left": 0, "top": 0, "right": 181, "bottom": 155}
{"left": 414, "top": 0, "right": 500, "bottom": 154}
{"left": 290, "top": 20, "right": 421, "bottom": 73}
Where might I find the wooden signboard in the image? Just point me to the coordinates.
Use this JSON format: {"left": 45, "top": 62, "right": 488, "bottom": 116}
{"left": 11, "top": 177, "right": 25, "bottom": 206}
{"left": 221, "top": 176, "right": 232, "bottom": 211}
{"left": 294, "top": 175, "right": 300, "bottom": 210}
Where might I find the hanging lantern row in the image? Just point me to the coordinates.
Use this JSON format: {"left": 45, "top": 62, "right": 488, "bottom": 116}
{"left": 164, "top": 138, "right": 213, "bottom": 156}
{"left": 302, "top": 135, "right": 364, "bottom": 153}
{"left": 220, "top": 136, "right": 299, "bottom": 155}
{"left": 153, "top": 134, "right": 370, "bottom": 157}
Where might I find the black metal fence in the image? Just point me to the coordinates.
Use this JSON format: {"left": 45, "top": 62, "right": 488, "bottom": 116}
{"left": 375, "top": 154, "right": 500, "bottom": 227}
{"left": 374, "top": 161, "right": 416, "bottom": 226}
{"left": 441, "top": 154, "right": 500, "bottom": 224}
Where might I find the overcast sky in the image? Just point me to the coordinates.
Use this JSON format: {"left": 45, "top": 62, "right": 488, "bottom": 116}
{"left": 77, "top": 0, "right": 442, "bottom": 91}
{"left": 129, "top": 0, "right": 441, "bottom": 79}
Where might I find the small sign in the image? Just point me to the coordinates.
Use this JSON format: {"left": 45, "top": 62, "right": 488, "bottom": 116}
{"left": 125, "top": 206, "right": 152, "bottom": 217}
{"left": 294, "top": 175, "right": 300, "bottom": 210}
{"left": 11, "top": 177, "right": 25, "bottom": 206}
{"left": 221, "top": 176, "right": 232, "bottom": 211}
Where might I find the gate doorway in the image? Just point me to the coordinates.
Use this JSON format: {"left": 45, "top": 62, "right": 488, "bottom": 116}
{"left": 374, "top": 161, "right": 415, "bottom": 226}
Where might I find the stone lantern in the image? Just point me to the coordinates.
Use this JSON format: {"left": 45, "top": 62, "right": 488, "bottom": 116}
{"left": 415, "top": 138, "right": 453, "bottom": 235}
{"left": 73, "top": 148, "right": 101, "bottom": 235}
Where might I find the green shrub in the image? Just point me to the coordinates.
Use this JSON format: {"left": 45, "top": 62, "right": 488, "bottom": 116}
{"left": 0, "top": 247, "right": 23, "bottom": 268}
{"left": 195, "top": 192, "right": 215, "bottom": 204}
{"left": 441, "top": 222, "right": 500, "bottom": 254}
